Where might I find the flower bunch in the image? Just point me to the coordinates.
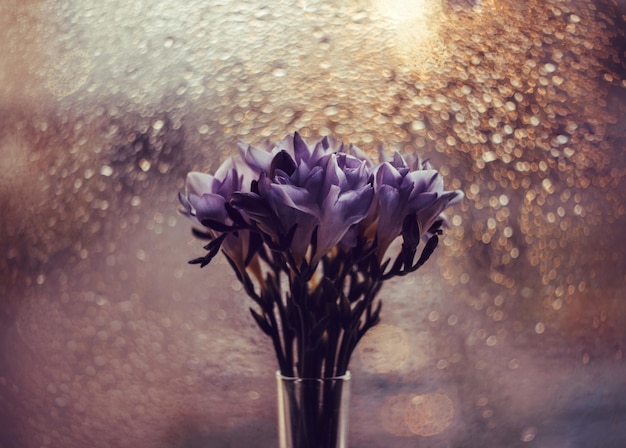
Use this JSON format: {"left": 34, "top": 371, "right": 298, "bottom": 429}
{"left": 180, "top": 132, "right": 463, "bottom": 378}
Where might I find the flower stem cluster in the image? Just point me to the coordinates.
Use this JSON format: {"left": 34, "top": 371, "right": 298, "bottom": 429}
{"left": 179, "top": 132, "right": 463, "bottom": 378}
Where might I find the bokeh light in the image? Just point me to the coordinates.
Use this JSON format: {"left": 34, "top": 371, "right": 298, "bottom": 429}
{"left": 404, "top": 392, "right": 455, "bottom": 436}
{"left": 358, "top": 324, "right": 411, "bottom": 373}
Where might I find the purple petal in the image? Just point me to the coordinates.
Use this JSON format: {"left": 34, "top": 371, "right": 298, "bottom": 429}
{"left": 348, "top": 144, "right": 375, "bottom": 169}
{"left": 314, "top": 185, "right": 374, "bottom": 261}
{"left": 178, "top": 191, "right": 192, "bottom": 216}
{"left": 339, "top": 156, "right": 371, "bottom": 190}
{"left": 186, "top": 171, "right": 218, "bottom": 196}
{"left": 375, "top": 185, "right": 405, "bottom": 252}
{"left": 292, "top": 132, "right": 311, "bottom": 165}
{"left": 213, "top": 156, "right": 238, "bottom": 182}
{"left": 320, "top": 154, "right": 351, "bottom": 198}
{"left": 375, "top": 162, "right": 402, "bottom": 188}
{"left": 403, "top": 170, "right": 439, "bottom": 196}
{"left": 408, "top": 191, "right": 439, "bottom": 213}
{"left": 391, "top": 151, "right": 408, "bottom": 169}
{"left": 266, "top": 183, "right": 319, "bottom": 217}
{"left": 302, "top": 166, "right": 325, "bottom": 199}
{"left": 194, "top": 193, "right": 229, "bottom": 223}
{"left": 416, "top": 191, "right": 461, "bottom": 236}
{"left": 240, "top": 143, "right": 274, "bottom": 174}
{"left": 290, "top": 216, "right": 319, "bottom": 262}
{"left": 334, "top": 186, "right": 375, "bottom": 223}
{"left": 309, "top": 140, "right": 330, "bottom": 166}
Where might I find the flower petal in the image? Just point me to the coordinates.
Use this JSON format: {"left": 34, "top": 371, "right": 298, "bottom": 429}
{"left": 266, "top": 183, "right": 319, "bottom": 217}
{"left": 239, "top": 143, "right": 274, "bottom": 174}
{"left": 194, "top": 193, "right": 229, "bottom": 224}
{"left": 416, "top": 191, "right": 462, "bottom": 237}
{"left": 314, "top": 184, "right": 374, "bottom": 261}
{"left": 186, "top": 171, "right": 218, "bottom": 196}
{"left": 292, "top": 132, "right": 312, "bottom": 165}
{"left": 375, "top": 162, "right": 402, "bottom": 187}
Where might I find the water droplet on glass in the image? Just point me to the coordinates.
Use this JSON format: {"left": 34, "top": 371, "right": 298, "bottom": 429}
{"left": 520, "top": 426, "right": 537, "bottom": 442}
{"left": 271, "top": 68, "right": 287, "bottom": 77}
{"left": 100, "top": 165, "right": 113, "bottom": 177}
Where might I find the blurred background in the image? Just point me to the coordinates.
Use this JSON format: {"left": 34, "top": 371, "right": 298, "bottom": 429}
{"left": 1, "top": 0, "right": 625, "bottom": 446}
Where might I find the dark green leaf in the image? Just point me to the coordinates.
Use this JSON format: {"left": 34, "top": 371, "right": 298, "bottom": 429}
{"left": 244, "top": 232, "right": 263, "bottom": 267}
{"left": 310, "top": 316, "right": 330, "bottom": 347}
{"left": 202, "top": 232, "right": 227, "bottom": 251}
{"left": 369, "top": 250, "right": 382, "bottom": 278}
{"left": 427, "top": 219, "right": 444, "bottom": 235}
{"left": 401, "top": 214, "right": 420, "bottom": 247}
{"left": 401, "top": 243, "right": 417, "bottom": 275}
{"left": 350, "top": 300, "right": 367, "bottom": 329}
{"left": 412, "top": 235, "right": 439, "bottom": 271}
{"left": 370, "top": 300, "right": 382, "bottom": 326}
{"left": 249, "top": 308, "right": 273, "bottom": 336}
{"left": 320, "top": 277, "right": 339, "bottom": 301}
{"left": 225, "top": 202, "right": 247, "bottom": 227}
{"left": 389, "top": 252, "right": 404, "bottom": 276}
{"left": 200, "top": 219, "right": 233, "bottom": 232}
{"left": 191, "top": 227, "right": 214, "bottom": 240}
{"left": 339, "top": 294, "right": 352, "bottom": 328}
{"left": 282, "top": 223, "right": 298, "bottom": 251}
{"left": 201, "top": 244, "right": 222, "bottom": 267}
{"left": 347, "top": 276, "right": 364, "bottom": 303}
{"left": 310, "top": 226, "right": 319, "bottom": 260}
{"left": 191, "top": 233, "right": 228, "bottom": 268}
{"left": 222, "top": 252, "right": 243, "bottom": 281}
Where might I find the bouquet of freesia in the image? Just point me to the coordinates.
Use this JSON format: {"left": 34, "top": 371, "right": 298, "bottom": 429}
{"left": 179, "top": 132, "right": 463, "bottom": 380}
{"left": 180, "top": 133, "right": 462, "bottom": 447}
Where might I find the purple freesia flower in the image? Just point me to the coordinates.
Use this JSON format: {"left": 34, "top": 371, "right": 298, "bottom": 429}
{"left": 255, "top": 169, "right": 320, "bottom": 263}
{"left": 178, "top": 157, "right": 256, "bottom": 272}
{"left": 238, "top": 132, "right": 340, "bottom": 179}
{"left": 233, "top": 136, "right": 374, "bottom": 267}
{"left": 178, "top": 157, "right": 242, "bottom": 227}
{"left": 368, "top": 151, "right": 463, "bottom": 259}
{"left": 311, "top": 153, "right": 374, "bottom": 264}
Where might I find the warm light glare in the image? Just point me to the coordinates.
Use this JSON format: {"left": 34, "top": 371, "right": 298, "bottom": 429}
{"left": 373, "top": 0, "right": 429, "bottom": 22}
{"left": 372, "top": 0, "right": 446, "bottom": 70}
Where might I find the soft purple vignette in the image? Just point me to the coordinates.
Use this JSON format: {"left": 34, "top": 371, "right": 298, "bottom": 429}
{"left": 180, "top": 133, "right": 463, "bottom": 269}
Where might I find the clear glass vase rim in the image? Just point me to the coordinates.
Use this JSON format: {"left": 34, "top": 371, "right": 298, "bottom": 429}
{"left": 276, "top": 370, "right": 351, "bottom": 381}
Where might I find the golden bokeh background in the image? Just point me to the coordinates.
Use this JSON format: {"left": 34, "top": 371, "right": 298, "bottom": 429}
{"left": 1, "top": 0, "right": 625, "bottom": 446}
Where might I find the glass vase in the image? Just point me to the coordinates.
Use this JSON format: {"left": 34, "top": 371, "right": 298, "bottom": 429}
{"left": 276, "top": 371, "right": 351, "bottom": 448}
